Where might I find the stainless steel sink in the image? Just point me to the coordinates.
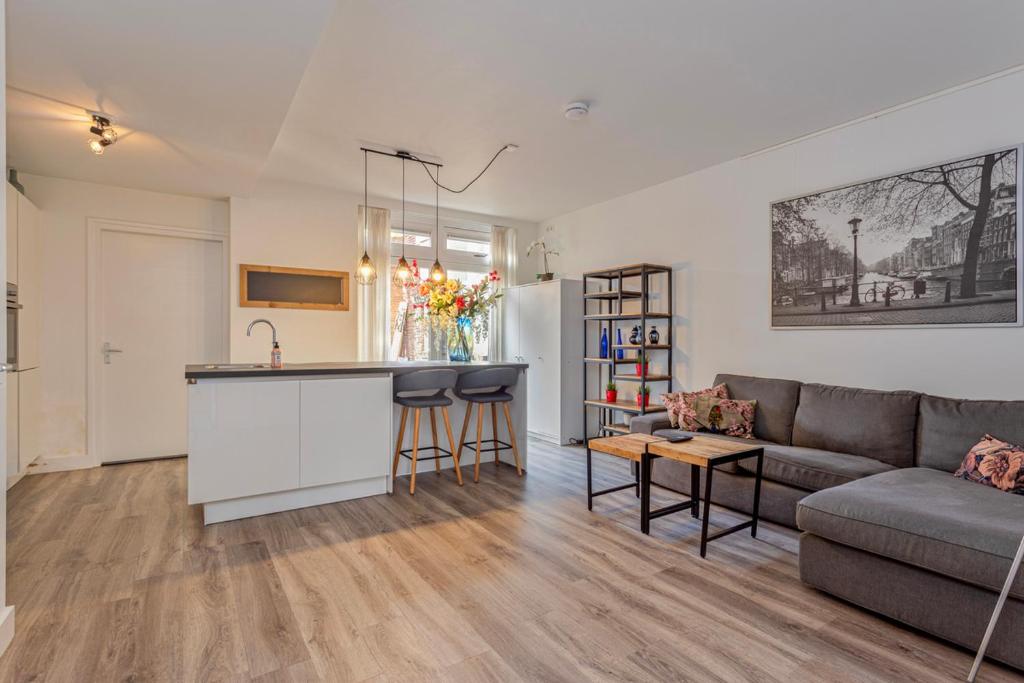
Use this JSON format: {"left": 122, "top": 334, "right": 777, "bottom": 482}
{"left": 203, "top": 363, "right": 270, "bottom": 369}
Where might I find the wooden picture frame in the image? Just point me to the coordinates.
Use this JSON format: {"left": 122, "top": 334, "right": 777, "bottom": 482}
{"left": 239, "top": 264, "right": 350, "bottom": 311}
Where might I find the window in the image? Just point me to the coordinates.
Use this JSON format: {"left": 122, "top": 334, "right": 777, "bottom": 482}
{"left": 387, "top": 218, "right": 494, "bottom": 362}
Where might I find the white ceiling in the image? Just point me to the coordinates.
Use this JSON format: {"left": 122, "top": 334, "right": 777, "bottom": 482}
{"left": 8, "top": 1, "right": 1024, "bottom": 221}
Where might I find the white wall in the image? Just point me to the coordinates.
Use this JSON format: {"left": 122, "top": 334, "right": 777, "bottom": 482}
{"left": 229, "top": 178, "right": 537, "bottom": 364}
{"left": 543, "top": 70, "right": 1024, "bottom": 400}
{"left": 18, "top": 174, "right": 229, "bottom": 466}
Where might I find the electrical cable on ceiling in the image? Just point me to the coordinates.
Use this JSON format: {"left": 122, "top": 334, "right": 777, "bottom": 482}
{"left": 408, "top": 144, "right": 517, "bottom": 194}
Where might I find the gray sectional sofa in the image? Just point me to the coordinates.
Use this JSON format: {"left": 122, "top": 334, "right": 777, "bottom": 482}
{"left": 630, "top": 373, "right": 1024, "bottom": 670}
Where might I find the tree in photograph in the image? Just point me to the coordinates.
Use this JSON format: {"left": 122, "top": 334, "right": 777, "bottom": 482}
{"left": 828, "top": 149, "right": 1016, "bottom": 298}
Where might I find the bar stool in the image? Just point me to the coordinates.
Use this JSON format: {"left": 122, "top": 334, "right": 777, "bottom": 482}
{"left": 392, "top": 369, "right": 462, "bottom": 494}
{"left": 455, "top": 367, "right": 523, "bottom": 482}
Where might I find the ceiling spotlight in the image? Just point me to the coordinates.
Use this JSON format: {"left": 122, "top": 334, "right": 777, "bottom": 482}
{"left": 88, "top": 114, "right": 118, "bottom": 155}
{"left": 564, "top": 101, "right": 589, "bottom": 120}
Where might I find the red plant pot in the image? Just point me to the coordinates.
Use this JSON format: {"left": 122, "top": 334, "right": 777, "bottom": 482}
{"left": 605, "top": 390, "right": 618, "bottom": 404}
{"left": 636, "top": 394, "right": 650, "bottom": 407}
{"left": 635, "top": 363, "right": 648, "bottom": 377}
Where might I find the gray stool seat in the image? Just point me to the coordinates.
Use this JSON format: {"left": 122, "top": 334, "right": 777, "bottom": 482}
{"left": 392, "top": 369, "right": 462, "bottom": 494}
{"left": 454, "top": 368, "right": 523, "bottom": 482}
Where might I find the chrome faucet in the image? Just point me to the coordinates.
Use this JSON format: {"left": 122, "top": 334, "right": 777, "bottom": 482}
{"left": 246, "top": 318, "right": 277, "bottom": 345}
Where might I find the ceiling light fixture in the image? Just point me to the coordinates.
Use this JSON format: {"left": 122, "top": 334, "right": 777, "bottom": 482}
{"left": 429, "top": 168, "right": 447, "bottom": 283}
{"left": 392, "top": 157, "right": 412, "bottom": 284}
{"left": 355, "top": 149, "right": 377, "bottom": 286}
{"left": 87, "top": 114, "right": 118, "bottom": 155}
{"left": 564, "top": 101, "right": 590, "bottom": 120}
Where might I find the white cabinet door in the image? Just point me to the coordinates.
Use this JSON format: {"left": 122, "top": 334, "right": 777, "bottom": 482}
{"left": 300, "top": 376, "right": 390, "bottom": 488}
{"left": 6, "top": 373, "right": 16, "bottom": 480}
{"left": 187, "top": 380, "right": 300, "bottom": 504}
{"left": 520, "top": 282, "right": 561, "bottom": 439}
{"left": 16, "top": 192, "right": 39, "bottom": 370}
{"left": 502, "top": 287, "right": 520, "bottom": 362}
{"left": 17, "top": 368, "right": 40, "bottom": 473}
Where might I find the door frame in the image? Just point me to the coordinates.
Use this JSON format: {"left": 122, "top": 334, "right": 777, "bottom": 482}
{"left": 86, "top": 217, "right": 229, "bottom": 467}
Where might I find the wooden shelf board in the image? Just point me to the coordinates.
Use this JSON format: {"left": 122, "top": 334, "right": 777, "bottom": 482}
{"left": 612, "top": 344, "right": 670, "bottom": 350}
{"left": 584, "top": 313, "right": 671, "bottom": 321}
{"left": 584, "top": 399, "right": 667, "bottom": 414}
{"left": 583, "top": 263, "right": 672, "bottom": 279}
{"left": 612, "top": 374, "right": 672, "bottom": 382}
{"left": 600, "top": 423, "right": 631, "bottom": 435}
{"left": 584, "top": 357, "right": 613, "bottom": 364}
{"left": 583, "top": 290, "right": 643, "bottom": 300}
{"left": 586, "top": 357, "right": 641, "bottom": 364}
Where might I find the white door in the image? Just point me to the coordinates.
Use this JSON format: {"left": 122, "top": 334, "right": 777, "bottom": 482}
{"left": 95, "top": 225, "right": 224, "bottom": 463}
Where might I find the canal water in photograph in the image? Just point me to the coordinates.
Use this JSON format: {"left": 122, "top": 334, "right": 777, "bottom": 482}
{"left": 771, "top": 145, "right": 1020, "bottom": 328}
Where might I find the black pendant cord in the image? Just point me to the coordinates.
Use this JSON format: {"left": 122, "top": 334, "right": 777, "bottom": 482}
{"left": 410, "top": 145, "right": 514, "bottom": 194}
{"left": 362, "top": 149, "right": 368, "bottom": 245}
{"left": 401, "top": 158, "right": 407, "bottom": 259}
{"left": 434, "top": 168, "right": 440, "bottom": 260}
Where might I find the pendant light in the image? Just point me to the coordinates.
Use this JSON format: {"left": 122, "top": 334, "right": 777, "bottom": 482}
{"left": 393, "top": 157, "right": 412, "bottom": 284}
{"left": 355, "top": 149, "right": 377, "bottom": 285}
{"left": 429, "top": 168, "right": 447, "bottom": 283}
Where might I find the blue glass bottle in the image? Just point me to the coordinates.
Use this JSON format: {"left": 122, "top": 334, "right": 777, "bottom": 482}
{"left": 599, "top": 328, "right": 609, "bottom": 358}
{"left": 615, "top": 329, "right": 624, "bottom": 359}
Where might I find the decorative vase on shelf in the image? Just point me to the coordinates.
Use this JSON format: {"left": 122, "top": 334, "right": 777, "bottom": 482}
{"left": 448, "top": 316, "right": 474, "bottom": 362}
{"left": 615, "top": 329, "right": 624, "bottom": 359}
{"left": 649, "top": 326, "right": 660, "bottom": 344}
{"left": 629, "top": 325, "right": 641, "bottom": 345}
{"left": 599, "top": 329, "right": 609, "bottom": 358}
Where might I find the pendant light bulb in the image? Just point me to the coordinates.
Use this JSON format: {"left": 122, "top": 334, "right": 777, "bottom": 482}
{"left": 429, "top": 259, "right": 446, "bottom": 283}
{"left": 356, "top": 251, "right": 377, "bottom": 285}
{"left": 356, "top": 149, "right": 376, "bottom": 286}
{"left": 393, "top": 255, "right": 412, "bottom": 284}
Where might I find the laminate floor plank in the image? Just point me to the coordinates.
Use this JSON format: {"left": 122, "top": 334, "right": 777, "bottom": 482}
{"left": 0, "top": 441, "right": 1018, "bottom": 682}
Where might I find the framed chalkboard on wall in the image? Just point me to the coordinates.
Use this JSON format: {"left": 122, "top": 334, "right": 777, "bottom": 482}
{"left": 239, "top": 264, "right": 350, "bottom": 311}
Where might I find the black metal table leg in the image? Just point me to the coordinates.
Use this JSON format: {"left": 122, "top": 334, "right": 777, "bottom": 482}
{"left": 640, "top": 451, "right": 652, "bottom": 534}
{"left": 700, "top": 464, "right": 714, "bottom": 558}
{"left": 586, "top": 447, "right": 593, "bottom": 511}
{"left": 750, "top": 448, "right": 764, "bottom": 538}
{"left": 634, "top": 461, "right": 640, "bottom": 498}
{"left": 690, "top": 463, "right": 700, "bottom": 519}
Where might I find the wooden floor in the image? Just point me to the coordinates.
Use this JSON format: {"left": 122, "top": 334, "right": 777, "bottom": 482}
{"left": 2, "top": 440, "right": 1021, "bottom": 682}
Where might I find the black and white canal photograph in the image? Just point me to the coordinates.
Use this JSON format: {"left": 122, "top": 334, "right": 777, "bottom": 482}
{"left": 771, "top": 146, "right": 1021, "bottom": 328}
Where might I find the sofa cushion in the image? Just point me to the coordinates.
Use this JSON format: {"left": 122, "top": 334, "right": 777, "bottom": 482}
{"left": 652, "top": 429, "right": 771, "bottom": 473}
{"left": 630, "top": 413, "right": 672, "bottom": 435}
{"left": 918, "top": 394, "right": 1024, "bottom": 472}
{"left": 792, "top": 383, "right": 919, "bottom": 468}
{"left": 954, "top": 434, "right": 1024, "bottom": 494}
{"left": 713, "top": 373, "right": 801, "bottom": 445}
{"left": 797, "top": 467, "right": 1024, "bottom": 599}
{"left": 737, "top": 445, "right": 896, "bottom": 492}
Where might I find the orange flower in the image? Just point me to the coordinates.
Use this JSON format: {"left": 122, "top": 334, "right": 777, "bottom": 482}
{"left": 419, "top": 284, "right": 429, "bottom": 297}
{"left": 978, "top": 450, "right": 1024, "bottom": 491}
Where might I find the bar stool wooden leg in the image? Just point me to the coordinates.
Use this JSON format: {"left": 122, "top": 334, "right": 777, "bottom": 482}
{"left": 391, "top": 406, "right": 409, "bottom": 489}
{"left": 491, "top": 403, "right": 500, "bottom": 468}
{"left": 457, "top": 402, "right": 472, "bottom": 465}
{"left": 474, "top": 403, "right": 484, "bottom": 483}
{"left": 429, "top": 407, "right": 441, "bottom": 474}
{"left": 410, "top": 409, "right": 421, "bottom": 495}
{"left": 502, "top": 403, "right": 523, "bottom": 476}
{"left": 441, "top": 406, "right": 462, "bottom": 486}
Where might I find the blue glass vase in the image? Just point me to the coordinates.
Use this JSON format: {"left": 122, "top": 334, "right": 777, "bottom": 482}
{"left": 599, "top": 328, "right": 609, "bottom": 358}
{"left": 448, "top": 316, "right": 474, "bottom": 362}
{"left": 615, "top": 329, "right": 624, "bottom": 359}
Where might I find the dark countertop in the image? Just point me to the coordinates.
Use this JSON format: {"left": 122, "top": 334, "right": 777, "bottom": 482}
{"left": 185, "top": 360, "right": 529, "bottom": 380}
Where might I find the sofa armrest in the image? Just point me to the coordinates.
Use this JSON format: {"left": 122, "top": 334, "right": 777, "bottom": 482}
{"left": 630, "top": 413, "right": 672, "bottom": 434}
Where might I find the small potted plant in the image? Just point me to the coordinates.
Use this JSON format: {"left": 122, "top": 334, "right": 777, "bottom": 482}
{"left": 605, "top": 381, "right": 618, "bottom": 404}
{"left": 635, "top": 353, "right": 649, "bottom": 378}
{"left": 636, "top": 385, "right": 651, "bottom": 407}
{"left": 526, "top": 239, "right": 560, "bottom": 281}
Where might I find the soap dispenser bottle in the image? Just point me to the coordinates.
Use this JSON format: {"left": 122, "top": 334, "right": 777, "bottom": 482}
{"left": 271, "top": 342, "right": 283, "bottom": 369}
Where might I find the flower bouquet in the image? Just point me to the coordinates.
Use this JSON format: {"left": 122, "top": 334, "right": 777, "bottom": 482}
{"left": 406, "top": 262, "right": 502, "bottom": 361}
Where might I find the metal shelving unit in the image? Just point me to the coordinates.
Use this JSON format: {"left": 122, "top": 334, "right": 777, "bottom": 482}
{"left": 582, "top": 263, "right": 673, "bottom": 439}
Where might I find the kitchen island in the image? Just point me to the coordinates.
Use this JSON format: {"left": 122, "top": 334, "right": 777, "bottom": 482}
{"left": 185, "top": 360, "right": 528, "bottom": 524}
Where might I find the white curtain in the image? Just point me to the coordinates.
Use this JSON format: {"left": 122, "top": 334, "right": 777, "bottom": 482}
{"left": 357, "top": 205, "right": 392, "bottom": 361}
{"left": 490, "top": 225, "right": 518, "bottom": 361}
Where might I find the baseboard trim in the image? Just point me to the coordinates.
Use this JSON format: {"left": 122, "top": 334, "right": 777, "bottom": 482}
{"left": 201, "top": 477, "right": 387, "bottom": 525}
{"left": 0, "top": 606, "right": 16, "bottom": 657}
{"left": 5, "top": 472, "right": 25, "bottom": 490}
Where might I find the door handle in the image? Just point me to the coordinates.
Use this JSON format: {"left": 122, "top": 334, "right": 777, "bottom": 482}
{"left": 102, "top": 342, "right": 123, "bottom": 365}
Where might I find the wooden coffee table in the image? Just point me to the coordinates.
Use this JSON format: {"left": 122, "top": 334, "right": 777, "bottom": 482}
{"left": 586, "top": 433, "right": 764, "bottom": 557}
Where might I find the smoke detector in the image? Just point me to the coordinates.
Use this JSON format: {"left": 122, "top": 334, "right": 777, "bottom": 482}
{"left": 564, "top": 101, "right": 590, "bottom": 120}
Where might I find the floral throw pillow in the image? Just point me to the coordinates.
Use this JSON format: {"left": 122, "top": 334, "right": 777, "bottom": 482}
{"left": 690, "top": 396, "right": 758, "bottom": 439}
{"left": 954, "top": 434, "right": 1024, "bottom": 494}
{"left": 661, "top": 384, "right": 730, "bottom": 430}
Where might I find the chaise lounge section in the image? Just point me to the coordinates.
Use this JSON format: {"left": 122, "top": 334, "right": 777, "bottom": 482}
{"left": 630, "top": 374, "right": 1024, "bottom": 670}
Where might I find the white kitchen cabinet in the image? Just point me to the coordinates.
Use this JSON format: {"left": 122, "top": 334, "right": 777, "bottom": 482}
{"left": 300, "top": 376, "right": 390, "bottom": 488}
{"left": 502, "top": 279, "right": 583, "bottom": 444}
{"left": 16, "top": 192, "right": 40, "bottom": 370}
{"left": 6, "top": 185, "right": 17, "bottom": 284}
{"left": 6, "top": 374, "right": 17, "bottom": 480}
{"left": 188, "top": 379, "right": 301, "bottom": 504}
